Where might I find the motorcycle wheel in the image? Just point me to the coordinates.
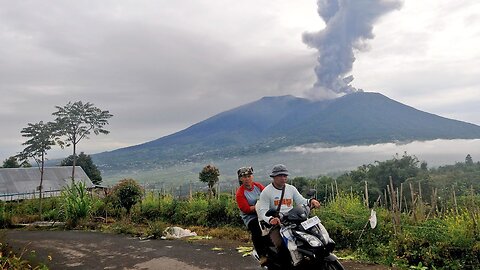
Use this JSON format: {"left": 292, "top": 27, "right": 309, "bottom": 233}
{"left": 323, "top": 260, "right": 345, "bottom": 270}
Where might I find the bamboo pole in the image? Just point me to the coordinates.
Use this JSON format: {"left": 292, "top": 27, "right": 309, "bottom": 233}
{"left": 364, "top": 181, "right": 369, "bottom": 208}
{"left": 409, "top": 182, "right": 415, "bottom": 220}
{"left": 399, "top": 183, "right": 403, "bottom": 212}
{"left": 389, "top": 176, "right": 400, "bottom": 234}
{"left": 453, "top": 185, "right": 458, "bottom": 215}
{"left": 335, "top": 179, "right": 339, "bottom": 198}
{"left": 331, "top": 182, "right": 335, "bottom": 201}
{"left": 384, "top": 189, "right": 388, "bottom": 208}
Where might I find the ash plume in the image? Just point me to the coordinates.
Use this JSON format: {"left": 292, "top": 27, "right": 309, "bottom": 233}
{"left": 303, "top": 0, "right": 403, "bottom": 100}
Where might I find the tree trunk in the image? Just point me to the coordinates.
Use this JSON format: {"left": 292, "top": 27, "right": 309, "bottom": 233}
{"left": 39, "top": 152, "right": 44, "bottom": 219}
{"left": 72, "top": 142, "right": 77, "bottom": 183}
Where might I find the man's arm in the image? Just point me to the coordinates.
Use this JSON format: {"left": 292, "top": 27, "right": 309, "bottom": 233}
{"left": 291, "top": 185, "right": 308, "bottom": 206}
{"left": 256, "top": 188, "right": 271, "bottom": 223}
{"left": 236, "top": 187, "right": 254, "bottom": 214}
{"left": 291, "top": 185, "right": 320, "bottom": 208}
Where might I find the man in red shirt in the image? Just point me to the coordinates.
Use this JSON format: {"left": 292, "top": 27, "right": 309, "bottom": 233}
{"left": 235, "top": 166, "right": 267, "bottom": 265}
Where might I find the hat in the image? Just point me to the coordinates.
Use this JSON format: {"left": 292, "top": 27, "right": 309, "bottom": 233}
{"left": 237, "top": 166, "right": 254, "bottom": 178}
{"left": 270, "top": 164, "right": 289, "bottom": 177}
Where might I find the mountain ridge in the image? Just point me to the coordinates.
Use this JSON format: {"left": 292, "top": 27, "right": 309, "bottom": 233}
{"left": 93, "top": 92, "right": 480, "bottom": 173}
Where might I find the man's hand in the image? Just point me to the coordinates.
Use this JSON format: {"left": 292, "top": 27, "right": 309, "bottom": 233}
{"left": 310, "top": 199, "right": 321, "bottom": 209}
{"left": 269, "top": 217, "right": 281, "bottom": 226}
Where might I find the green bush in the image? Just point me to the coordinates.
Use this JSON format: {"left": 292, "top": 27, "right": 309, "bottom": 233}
{"left": 110, "top": 179, "right": 143, "bottom": 215}
{"left": 206, "top": 196, "right": 242, "bottom": 227}
{"left": 139, "top": 192, "right": 163, "bottom": 221}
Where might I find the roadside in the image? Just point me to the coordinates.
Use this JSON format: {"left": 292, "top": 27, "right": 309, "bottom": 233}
{"left": 3, "top": 229, "right": 397, "bottom": 270}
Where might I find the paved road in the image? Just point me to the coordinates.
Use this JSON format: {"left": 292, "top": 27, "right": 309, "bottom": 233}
{"left": 4, "top": 230, "right": 259, "bottom": 270}
{"left": 3, "top": 230, "right": 395, "bottom": 270}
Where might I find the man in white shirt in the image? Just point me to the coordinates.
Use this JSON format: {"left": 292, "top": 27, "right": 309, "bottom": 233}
{"left": 256, "top": 164, "right": 320, "bottom": 249}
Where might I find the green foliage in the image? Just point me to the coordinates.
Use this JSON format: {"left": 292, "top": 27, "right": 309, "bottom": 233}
{"left": 17, "top": 121, "right": 59, "bottom": 166}
{"left": 61, "top": 152, "right": 102, "bottom": 185}
{"left": 465, "top": 154, "right": 473, "bottom": 165}
{"left": 2, "top": 156, "right": 20, "bottom": 168}
{"left": 110, "top": 179, "right": 143, "bottom": 214}
{"left": 61, "top": 181, "right": 93, "bottom": 227}
{"left": 0, "top": 202, "right": 12, "bottom": 228}
{"left": 110, "top": 220, "right": 138, "bottom": 235}
{"left": 145, "top": 220, "right": 168, "bottom": 239}
{"left": 199, "top": 164, "right": 220, "bottom": 197}
{"left": 53, "top": 101, "right": 112, "bottom": 180}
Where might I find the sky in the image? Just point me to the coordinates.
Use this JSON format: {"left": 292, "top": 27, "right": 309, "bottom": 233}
{"left": 1, "top": 0, "right": 479, "bottom": 162}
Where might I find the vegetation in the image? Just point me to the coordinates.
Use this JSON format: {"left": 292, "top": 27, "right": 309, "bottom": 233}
{"left": 109, "top": 179, "right": 143, "bottom": 215}
{"left": 61, "top": 181, "right": 93, "bottom": 227}
{"left": 1, "top": 155, "right": 480, "bottom": 269}
{"left": 52, "top": 101, "right": 113, "bottom": 181}
{"left": 16, "top": 121, "right": 61, "bottom": 218}
{"left": 199, "top": 164, "right": 220, "bottom": 198}
{"left": 2, "top": 156, "right": 20, "bottom": 168}
{"left": 0, "top": 241, "right": 49, "bottom": 269}
{"left": 60, "top": 152, "right": 102, "bottom": 185}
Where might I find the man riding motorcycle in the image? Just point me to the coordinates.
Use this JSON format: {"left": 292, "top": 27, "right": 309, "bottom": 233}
{"left": 256, "top": 164, "right": 321, "bottom": 250}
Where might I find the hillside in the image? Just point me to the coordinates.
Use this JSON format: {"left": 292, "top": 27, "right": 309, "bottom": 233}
{"left": 92, "top": 92, "right": 480, "bottom": 175}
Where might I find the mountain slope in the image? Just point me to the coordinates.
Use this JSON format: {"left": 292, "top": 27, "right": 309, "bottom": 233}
{"left": 93, "top": 92, "right": 480, "bottom": 172}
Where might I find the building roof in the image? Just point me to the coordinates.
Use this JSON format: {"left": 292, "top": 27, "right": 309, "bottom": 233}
{"left": 0, "top": 166, "right": 94, "bottom": 201}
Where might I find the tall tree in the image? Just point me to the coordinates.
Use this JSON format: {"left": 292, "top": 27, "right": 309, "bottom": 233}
{"left": 17, "top": 121, "right": 59, "bottom": 217}
{"left": 53, "top": 101, "right": 112, "bottom": 181}
{"left": 199, "top": 164, "right": 220, "bottom": 198}
{"left": 2, "top": 156, "right": 20, "bottom": 168}
{"left": 60, "top": 152, "right": 102, "bottom": 185}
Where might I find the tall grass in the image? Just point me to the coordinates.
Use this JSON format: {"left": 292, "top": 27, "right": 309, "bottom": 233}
{"left": 61, "top": 181, "right": 93, "bottom": 227}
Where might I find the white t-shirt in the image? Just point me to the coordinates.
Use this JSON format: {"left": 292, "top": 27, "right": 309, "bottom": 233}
{"left": 256, "top": 183, "right": 309, "bottom": 223}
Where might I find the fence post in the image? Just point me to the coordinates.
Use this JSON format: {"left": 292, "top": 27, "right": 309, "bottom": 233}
{"left": 452, "top": 185, "right": 458, "bottom": 215}
{"left": 389, "top": 176, "right": 400, "bottom": 234}
{"left": 364, "top": 181, "right": 369, "bottom": 208}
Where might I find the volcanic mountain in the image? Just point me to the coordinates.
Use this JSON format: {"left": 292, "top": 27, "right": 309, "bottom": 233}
{"left": 92, "top": 92, "right": 480, "bottom": 175}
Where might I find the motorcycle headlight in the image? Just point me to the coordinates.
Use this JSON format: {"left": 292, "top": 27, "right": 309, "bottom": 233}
{"left": 295, "top": 231, "right": 322, "bottom": 247}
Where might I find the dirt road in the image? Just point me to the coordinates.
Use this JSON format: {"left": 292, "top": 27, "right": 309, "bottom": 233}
{"left": 3, "top": 230, "right": 395, "bottom": 270}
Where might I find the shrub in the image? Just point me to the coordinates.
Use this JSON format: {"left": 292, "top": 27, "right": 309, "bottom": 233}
{"left": 139, "top": 192, "right": 162, "bottom": 220}
{"left": 110, "top": 179, "right": 143, "bottom": 215}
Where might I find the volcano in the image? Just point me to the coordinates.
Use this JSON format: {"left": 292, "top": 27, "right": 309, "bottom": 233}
{"left": 92, "top": 92, "right": 480, "bottom": 176}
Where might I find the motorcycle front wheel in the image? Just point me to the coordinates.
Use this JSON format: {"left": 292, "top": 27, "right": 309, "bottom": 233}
{"left": 323, "top": 260, "right": 345, "bottom": 270}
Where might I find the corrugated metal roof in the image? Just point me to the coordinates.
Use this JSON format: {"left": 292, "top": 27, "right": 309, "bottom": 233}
{"left": 0, "top": 166, "right": 94, "bottom": 201}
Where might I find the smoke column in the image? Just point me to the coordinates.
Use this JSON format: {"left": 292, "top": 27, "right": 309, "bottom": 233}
{"left": 303, "top": 0, "right": 403, "bottom": 100}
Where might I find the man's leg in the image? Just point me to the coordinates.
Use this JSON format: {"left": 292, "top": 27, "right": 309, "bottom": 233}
{"left": 247, "top": 218, "right": 268, "bottom": 256}
{"left": 268, "top": 226, "right": 283, "bottom": 251}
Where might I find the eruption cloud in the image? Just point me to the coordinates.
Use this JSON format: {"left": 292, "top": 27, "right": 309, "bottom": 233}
{"left": 303, "top": 0, "right": 403, "bottom": 100}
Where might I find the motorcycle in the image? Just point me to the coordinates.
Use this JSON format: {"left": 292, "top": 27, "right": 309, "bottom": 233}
{"left": 253, "top": 190, "right": 344, "bottom": 270}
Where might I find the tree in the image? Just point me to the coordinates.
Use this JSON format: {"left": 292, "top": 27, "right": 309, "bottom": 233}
{"left": 199, "top": 164, "right": 220, "bottom": 198}
{"left": 61, "top": 152, "right": 102, "bottom": 185}
{"left": 465, "top": 154, "right": 473, "bottom": 165}
{"left": 53, "top": 101, "right": 113, "bottom": 181}
{"left": 16, "top": 121, "right": 59, "bottom": 217}
{"left": 2, "top": 156, "right": 20, "bottom": 168}
{"left": 110, "top": 179, "right": 143, "bottom": 215}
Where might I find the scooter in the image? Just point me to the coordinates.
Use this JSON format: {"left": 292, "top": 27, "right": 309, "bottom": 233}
{"left": 253, "top": 191, "right": 344, "bottom": 270}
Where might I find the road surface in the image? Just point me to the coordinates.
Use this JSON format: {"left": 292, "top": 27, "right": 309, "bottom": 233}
{"left": 3, "top": 230, "right": 395, "bottom": 270}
